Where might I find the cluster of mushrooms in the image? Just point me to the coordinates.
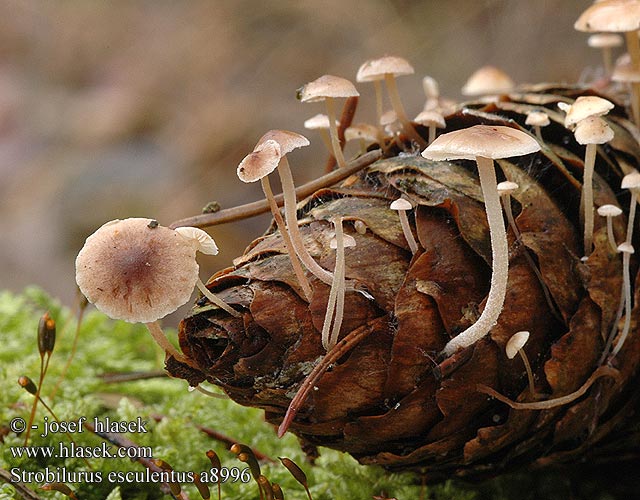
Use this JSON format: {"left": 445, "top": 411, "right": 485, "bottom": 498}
{"left": 75, "top": 0, "right": 640, "bottom": 478}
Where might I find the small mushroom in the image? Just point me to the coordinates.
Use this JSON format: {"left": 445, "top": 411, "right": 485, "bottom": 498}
{"left": 297, "top": 75, "right": 359, "bottom": 169}
{"left": 422, "top": 125, "right": 541, "bottom": 356}
{"left": 345, "top": 122, "right": 379, "bottom": 154}
{"left": 357, "top": 56, "right": 426, "bottom": 147}
{"left": 390, "top": 197, "right": 419, "bottom": 254}
{"left": 525, "top": 110, "right": 550, "bottom": 141}
{"left": 563, "top": 95, "right": 614, "bottom": 129}
{"left": 75, "top": 218, "right": 238, "bottom": 367}
{"left": 611, "top": 242, "right": 635, "bottom": 358}
{"left": 461, "top": 65, "right": 515, "bottom": 98}
{"left": 497, "top": 181, "right": 521, "bottom": 240}
{"left": 505, "top": 330, "right": 536, "bottom": 398}
{"left": 304, "top": 113, "right": 338, "bottom": 153}
{"left": 621, "top": 170, "right": 640, "bottom": 244}
{"left": 414, "top": 109, "right": 446, "bottom": 145}
{"left": 597, "top": 204, "right": 623, "bottom": 252}
{"left": 588, "top": 33, "right": 624, "bottom": 76}
{"left": 573, "top": 115, "right": 614, "bottom": 256}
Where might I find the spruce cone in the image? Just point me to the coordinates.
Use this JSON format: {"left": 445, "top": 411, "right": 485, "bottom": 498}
{"left": 169, "top": 86, "right": 640, "bottom": 481}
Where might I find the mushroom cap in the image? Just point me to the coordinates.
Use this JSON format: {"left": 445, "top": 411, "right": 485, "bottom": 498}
{"left": 422, "top": 75, "right": 440, "bottom": 99}
{"left": 297, "top": 75, "right": 359, "bottom": 103}
{"left": 330, "top": 234, "right": 357, "bottom": 249}
{"left": 575, "top": 0, "right": 640, "bottom": 33}
{"left": 506, "top": 331, "right": 530, "bottom": 359}
{"left": 622, "top": 170, "right": 640, "bottom": 189}
{"left": 597, "top": 204, "right": 623, "bottom": 217}
{"left": 174, "top": 227, "right": 219, "bottom": 255}
{"left": 303, "top": 114, "right": 336, "bottom": 130}
{"left": 414, "top": 110, "right": 446, "bottom": 128}
{"left": 380, "top": 109, "right": 399, "bottom": 127}
{"left": 237, "top": 139, "right": 282, "bottom": 183}
{"left": 390, "top": 198, "right": 413, "bottom": 211}
{"left": 574, "top": 115, "right": 614, "bottom": 145}
{"left": 618, "top": 242, "right": 635, "bottom": 254}
{"left": 257, "top": 129, "right": 310, "bottom": 155}
{"left": 587, "top": 32, "right": 624, "bottom": 48}
{"left": 461, "top": 66, "right": 515, "bottom": 96}
{"left": 356, "top": 56, "right": 415, "bottom": 82}
{"left": 612, "top": 57, "right": 640, "bottom": 82}
{"left": 497, "top": 180, "right": 519, "bottom": 195}
{"left": 564, "top": 96, "right": 614, "bottom": 128}
{"left": 525, "top": 110, "right": 551, "bottom": 127}
{"left": 75, "top": 218, "right": 200, "bottom": 323}
{"left": 421, "top": 125, "right": 541, "bottom": 161}
{"left": 345, "top": 123, "right": 379, "bottom": 142}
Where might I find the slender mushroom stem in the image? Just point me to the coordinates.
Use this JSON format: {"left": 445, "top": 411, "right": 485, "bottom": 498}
{"left": 442, "top": 156, "right": 509, "bottom": 356}
{"left": 195, "top": 278, "right": 241, "bottom": 317}
{"left": 582, "top": 143, "right": 597, "bottom": 255}
{"left": 606, "top": 216, "right": 618, "bottom": 252}
{"left": 611, "top": 243, "right": 634, "bottom": 358}
{"left": 625, "top": 190, "right": 638, "bottom": 244}
{"left": 327, "top": 217, "right": 348, "bottom": 350}
{"left": 500, "top": 191, "right": 521, "bottom": 241}
{"left": 277, "top": 156, "right": 334, "bottom": 285}
{"left": 384, "top": 73, "right": 427, "bottom": 148}
{"left": 145, "top": 321, "right": 197, "bottom": 368}
{"left": 325, "top": 97, "right": 348, "bottom": 169}
{"left": 428, "top": 125, "right": 437, "bottom": 145}
{"left": 533, "top": 125, "right": 543, "bottom": 142}
{"left": 625, "top": 30, "right": 640, "bottom": 125}
{"left": 261, "top": 176, "right": 313, "bottom": 301}
{"left": 518, "top": 349, "right": 536, "bottom": 399}
{"left": 391, "top": 198, "right": 419, "bottom": 254}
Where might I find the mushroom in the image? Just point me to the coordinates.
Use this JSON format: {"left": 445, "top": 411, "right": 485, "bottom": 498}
{"left": 414, "top": 109, "right": 446, "bottom": 145}
{"left": 505, "top": 330, "right": 536, "bottom": 398}
{"left": 75, "top": 218, "right": 238, "bottom": 366}
{"left": 461, "top": 65, "right": 515, "bottom": 98}
{"left": 390, "top": 197, "right": 419, "bottom": 254}
{"left": 237, "top": 136, "right": 313, "bottom": 300}
{"left": 588, "top": 32, "right": 624, "bottom": 76}
{"left": 297, "top": 75, "right": 359, "bottom": 169}
{"left": 422, "top": 125, "right": 541, "bottom": 356}
{"left": 345, "top": 122, "right": 379, "bottom": 154}
{"left": 497, "top": 181, "right": 521, "bottom": 240}
{"left": 597, "top": 204, "right": 623, "bottom": 252}
{"left": 573, "top": 115, "right": 614, "bottom": 256}
{"left": 304, "top": 113, "right": 338, "bottom": 154}
{"left": 357, "top": 56, "right": 426, "bottom": 147}
{"left": 621, "top": 170, "right": 640, "bottom": 244}
{"left": 611, "top": 242, "right": 635, "bottom": 357}
{"left": 575, "top": 1, "right": 640, "bottom": 124}
{"left": 563, "top": 96, "right": 614, "bottom": 129}
{"left": 322, "top": 216, "right": 356, "bottom": 351}
{"left": 525, "top": 110, "right": 550, "bottom": 141}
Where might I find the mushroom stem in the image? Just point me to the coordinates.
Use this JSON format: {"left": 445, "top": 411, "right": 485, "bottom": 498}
{"left": 534, "top": 125, "right": 543, "bottom": 142}
{"left": 261, "top": 176, "right": 313, "bottom": 301}
{"left": 428, "top": 125, "right": 437, "bottom": 145}
{"left": 500, "top": 192, "right": 521, "bottom": 241}
{"left": 442, "top": 156, "right": 509, "bottom": 356}
{"left": 277, "top": 157, "right": 334, "bottom": 285}
{"left": 384, "top": 73, "right": 426, "bottom": 148}
{"left": 606, "top": 216, "right": 618, "bottom": 252}
{"left": 582, "top": 143, "right": 597, "bottom": 255}
{"left": 625, "top": 191, "right": 638, "bottom": 244}
{"left": 196, "top": 278, "right": 241, "bottom": 317}
{"left": 325, "top": 97, "right": 348, "bottom": 169}
{"left": 398, "top": 208, "right": 419, "bottom": 254}
{"left": 326, "top": 217, "right": 347, "bottom": 350}
{"left": 625, "top": 30, "right": 640, "bottom": 125}
{"left": 145, "top": 321, "right": 195, "bottom": 367}
{"left": 611, "top": 246, "right": 633, "bottom": 357}
{"left": 518, "top": 349, "right": 536, "bottom": 398}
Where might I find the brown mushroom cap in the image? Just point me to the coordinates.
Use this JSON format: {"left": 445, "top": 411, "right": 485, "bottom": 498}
{"left": 356, "top": 56, "right": 415, "bottom": 82}
{"left": 575, "top": 0, "right": 640, "bottom": 33}
{"left": 75, "top": 218, "right": 199, "bottom": 323}
{"left": 421, "top": 125, "right": 540, "bottom": 161}
{"left": 296, "top": 75, "right": 359, "bottom": 103}
{"left": 237, "top": 139, "right": 282, "bottom": 183}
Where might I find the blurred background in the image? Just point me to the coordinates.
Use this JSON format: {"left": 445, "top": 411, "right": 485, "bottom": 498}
{"left": 0, "top": 0, "right": 605, "bottom": 323}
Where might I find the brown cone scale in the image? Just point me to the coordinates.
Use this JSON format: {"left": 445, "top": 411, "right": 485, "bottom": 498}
{"left": 170, "top": 86, "right": 640, "bottom": 481}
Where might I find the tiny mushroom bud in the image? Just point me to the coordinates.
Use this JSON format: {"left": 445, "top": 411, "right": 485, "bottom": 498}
{"left": 297, "top": 75, "right": 359, "bottom": 169}
{"left": 611, "top": 242, "right": 635, "bottom": 358}
{"left": 597, "top": 204, "right": 623, "bottom": 252}
{"left": 357, "top": 56, "right": 426, "bottom": 147}
{"left": 422, "top": 125, "right": 540, "bottom": 357}
{"left": 506, "top": 331, "right": 536, "bottom": 398}
{"left": 574, "top": 115, "right": 614, "bottom": 256}
{"left": 390, "top": 197, "right": 419, "bottom": 254}
{"left": 525, "top": 110, "right": 550, "bottom": 141}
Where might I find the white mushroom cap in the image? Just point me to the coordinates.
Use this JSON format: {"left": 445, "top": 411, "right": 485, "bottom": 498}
{"left": 297, "top": 75, "right": 359, "bottom": 103}
{"left": 461, "top": 66, "right": 515, "bottom": 96}
{"left": 75, "top": 218, "right": 200, "bottom": 323}
{"left": 497, "top": 180, "right": 519, "bottom": 195}
{"left": 330, "top": 234, "right": 357, "bottom": 249}
{"left": 557, "top": 102, "right": 572, "bottom": 113}
{"left": 257, "top": 129, "right": 310, "bottom": 155}
{"left": 597, "top": 204, "right": 623, "bottom": 217}
{"left": 525, "top": 111, "right": 550, "bottom": 127}
{"left": 618, "top": 242, "right": 635, "bottom": 254}
{"left": 564, "top": 96, "right": 614, "bottom": 128}
{"left": 304, "top": 114, "right": 337, "bottom": 130}
{"left": 506, "top": 330, "right": 530, "bottom": 359}
{"left": 390, "top": 198, "right": 413, "bottom": 211}
{"left": 622, "top": 170, "right": 640, "bottom": 189}
{"left": 237, "top": 139, "right": 282, "bottom": 183}
{"left": 414, "top": 110, "right": 446, "bottom": 128}
{"left": 421, "top": 125, "right": 540, "bottom": 161}
{"left": 575, "top": 0, "right": 640, "bottom": 33}
{"left": 422, "top": 75, "right": 440, "bottom": 100}
{"left": 588, "top": 32, "right": 624, "bottom": 48}
{"left": 356, "top": 56, "right": 415, "bottom": 82}
{"left": 174, "top": 227, "right": 219, "bottom": 255}
{"left": 574, "top": 115, "right": 614, "bottom": 145}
